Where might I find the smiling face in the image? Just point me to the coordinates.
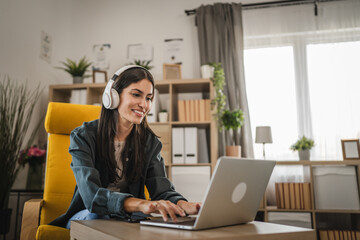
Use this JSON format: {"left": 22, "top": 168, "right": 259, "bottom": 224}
{"left": 117, "top": 78, "right": 153, "bottom": 127}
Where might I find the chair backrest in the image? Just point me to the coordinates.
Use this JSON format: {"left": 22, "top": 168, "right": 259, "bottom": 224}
{"left": 40, "top": 102, "right": 101, "bottom": 225}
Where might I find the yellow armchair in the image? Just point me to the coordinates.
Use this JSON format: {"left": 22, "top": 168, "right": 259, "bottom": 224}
{"left": 20, "top": 102, "right": 101, "bottom": 240}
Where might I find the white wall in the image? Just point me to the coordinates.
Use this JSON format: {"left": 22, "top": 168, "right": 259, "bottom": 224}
{"left": 0, "top": 0, "right": 235, "bottom": 189}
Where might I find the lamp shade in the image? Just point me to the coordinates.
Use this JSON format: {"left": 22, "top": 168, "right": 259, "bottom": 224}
{"left": 255, "top": 126, "right": 273, "bottom": 144}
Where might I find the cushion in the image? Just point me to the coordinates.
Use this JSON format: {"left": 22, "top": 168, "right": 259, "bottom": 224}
{"left": 45, "top": 102, "right": 101, "bottom": 135}
{"left": 36, "top": 225, "right": 70, "bottom": 240}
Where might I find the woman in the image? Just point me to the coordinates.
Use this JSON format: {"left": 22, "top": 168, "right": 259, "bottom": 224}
{"left": 50, "top": 65, "right": 200, "bottom": 229}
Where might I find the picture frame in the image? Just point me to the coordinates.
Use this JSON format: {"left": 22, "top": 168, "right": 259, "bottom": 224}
{"left": 92, "top": 70, "right": 108, "bottom": 83}
{"left": 163, "top": 64, "right": 182, "bottom": 80}
{"left": 341, "top": 139, "right": 360, "bottom": 160}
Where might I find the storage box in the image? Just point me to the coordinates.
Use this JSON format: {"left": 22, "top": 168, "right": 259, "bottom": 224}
{"left": 171, "top": 166, "right": 210, "bottom": 202}
{"left": 313, "top": 166, "right": 360, "bottom": 210}
{"left": 268, "top": 212, "right": 312, "bottom": 228}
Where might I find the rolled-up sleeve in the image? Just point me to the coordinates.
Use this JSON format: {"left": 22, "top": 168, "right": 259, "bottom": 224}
{"left": 69, "top": 129, "right": 133, "bottom": 216}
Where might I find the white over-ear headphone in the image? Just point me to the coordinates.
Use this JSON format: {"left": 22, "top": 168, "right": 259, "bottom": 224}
{"left": 102, "top": 65, "right": 146, "bottom": 109}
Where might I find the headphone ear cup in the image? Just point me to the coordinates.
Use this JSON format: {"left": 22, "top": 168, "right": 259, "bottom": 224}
{"left": 102, "top": 91, "right": 111, "bottom": 109}
{"left": 110, "top": 88, "right": 120, "bottom": 109}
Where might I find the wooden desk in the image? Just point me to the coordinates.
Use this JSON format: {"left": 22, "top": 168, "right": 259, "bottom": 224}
{"left": 70, "top": 220, "right": 316, "bottom": 240}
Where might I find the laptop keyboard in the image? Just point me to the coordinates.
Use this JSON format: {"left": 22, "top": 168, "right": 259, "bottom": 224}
{"left": 148, "top": 216, "right": 196, "bottom": 225}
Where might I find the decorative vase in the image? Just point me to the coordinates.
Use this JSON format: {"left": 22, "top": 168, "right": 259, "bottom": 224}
{"left": 200, "top": 65, "right": 215, "bottom": 79}
{"left": 298, "top": 150, "right": 310, "bottom": 161}
{"left": 26, "top": 163, "right": 43, "bottom": 190}
{"left": 73, "top": 76, "right": 84, "bottom": 84}
{"left": 158, "top": 112, "right": 168, "bottom": 122}
{"left": 0, "top": 208, "right": 12, "bottom": 234}
{"left": 226, "top": 145, "right": 241, "bottom": 158}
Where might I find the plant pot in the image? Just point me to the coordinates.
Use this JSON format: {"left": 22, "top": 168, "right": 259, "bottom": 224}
{"left": 73, "top": 76, "right": 84, "bottom": 84}
{"left": 298, "top": 150, "right": 310, "bottom": 161}
{"left": 158, "top": 112, "right": 168, "bottom": 122}
{"left": 0, "top": 208, "right": 12, "bottom": 234}
{"left": 26, "top": 163, "right": 43, "bottom": 190}
{"left": 226, "top": 145, "right": 241, "bottom": 158}
{"left": 200, "top": 65, "right": 215, "bottom": 79}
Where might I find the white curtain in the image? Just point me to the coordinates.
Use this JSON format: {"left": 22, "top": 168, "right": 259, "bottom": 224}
{"left": 242, "top": 0, "right": 360, "bottom": 161}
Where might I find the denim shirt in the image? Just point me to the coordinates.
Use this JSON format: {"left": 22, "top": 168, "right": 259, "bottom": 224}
{"left": 49, "top": 120, "right": 186, "bottom": 228}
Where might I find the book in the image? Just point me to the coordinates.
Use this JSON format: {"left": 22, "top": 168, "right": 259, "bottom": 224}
{"left": 194, "top": 99, "right": 200, "bottom": 121}
{"left": 328, "top": 230, "right": 335, "bottom": 240}
{"left": 283, "top": 182, "right": 290, "bottom": 209}
{"left": 178, "top": 100, "right": 185, "bottom": 122}
{"left": 319, "top": 230, "right": 328, "bottom": 240}
{"left": 189, "top": 100, "right": 195, "bottom": 122}
{"left": 185, "top": 100, "right": 191, "bottom": 122}
{"left": 289, "top": 182, "right": 296, "bottom": 209}
{"left": 275, "top": 183, "right": 281, "bottom": 208}
{"left": 205, "top": 99, "right": 211, "bottom": 121}
{"left": 303, "top": 182, "right": 312, "bottom": 210}
{"left": 300, "top": 183, "right": 305, "bottom": 209}
{"left": 199, "top": 99, "right": 206, "bottom": 121}
{"left": 295, "top": 183, "right": 301, "bottom": 209}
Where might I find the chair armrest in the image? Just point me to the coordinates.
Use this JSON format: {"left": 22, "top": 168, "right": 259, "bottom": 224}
{"left": 20, "top": 199, "right": 44, "bottom": 240}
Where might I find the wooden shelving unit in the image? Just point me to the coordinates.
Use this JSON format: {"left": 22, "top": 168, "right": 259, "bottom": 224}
{"left": 262, "top": 160, "right": 360, "bottom": 238}
{"left": 48, "top": 79, "right": 218, "bottom": 179}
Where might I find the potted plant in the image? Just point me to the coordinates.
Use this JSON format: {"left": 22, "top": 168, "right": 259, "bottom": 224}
{"left": 0, "top": 76, "right": 43, "bottom": 234}
{"left": 209, "top": 62, "right": 244, "bottom": 157}
{"left": 18, "top": 145, "right": 46, "bottom": 190}
{"left": 200, "top": 64, "right": 215, "bottom": 79}
{"left": 209, "top": 62, "right": 226, "bottom": 125}
{"left": 290, "top": 136, "right": 315, "bottom": 160}
{"left": 128, "top": 59, "right": 154, "bottom": 70}
{"left": 158, "top": 109, "right": 168, "bottom": 122}
{"left": 56, "top": 56, "right": 92, "bottom": 83}
{"left": 221, "top": 109, "right": 244, "bottom": 157}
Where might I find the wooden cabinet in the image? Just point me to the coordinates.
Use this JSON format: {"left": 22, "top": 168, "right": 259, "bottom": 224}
{"left": 262, "top": 160, "right": 360, "bottom": 239}
{"left": 48, "top": 79, "right": 218, "bottom": 179}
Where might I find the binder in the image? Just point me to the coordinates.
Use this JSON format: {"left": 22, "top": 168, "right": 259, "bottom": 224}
{"left": 172, "top": 128, "right": 184, "bottom": 164}
{"left": 184, "top": 127, "right": 198, "bottom": 164}
{"left": 197, "top": 128, "right": 209, "bottom": 163}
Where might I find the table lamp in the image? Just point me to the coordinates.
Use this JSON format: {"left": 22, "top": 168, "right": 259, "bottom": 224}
{"left": 255, "top": 126, "right": 273, "bottom": 159}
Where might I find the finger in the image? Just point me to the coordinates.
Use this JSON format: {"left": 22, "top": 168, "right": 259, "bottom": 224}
{"left": 173, "top": 204, "right": 186, "bottom": 216}
{"left": 157, "top": 204, "right": 168, "bottom": 222}
{"left": 160, "top": 201, "right": 179, "bottom": 222}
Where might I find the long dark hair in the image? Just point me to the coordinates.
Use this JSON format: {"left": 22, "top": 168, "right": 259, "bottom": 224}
{"left": 96, "top": 67, "right": 156, "bottom": 184}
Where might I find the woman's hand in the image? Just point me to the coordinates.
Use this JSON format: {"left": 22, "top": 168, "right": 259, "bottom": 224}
{"left": 177, "top": 200, "right": 201, "bottom": 215}
{"left": 124, "top": 198, "right": 186, "bottom": 222}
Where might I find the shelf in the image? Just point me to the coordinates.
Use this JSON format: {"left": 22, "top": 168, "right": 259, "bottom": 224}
{"left": 171, "top": 163, "right": 211, "bottom": 167}
{"left": 314, "top": 209, "right": 360, "bottom": 214}
{"left": 275, "top": 160, "right": 360, "bottom": 166}
{"left": 267, "top": 206, "right": 312, "bottom": 213}
{"left": 171, "top": 121, "right": 211, "bottom": 128}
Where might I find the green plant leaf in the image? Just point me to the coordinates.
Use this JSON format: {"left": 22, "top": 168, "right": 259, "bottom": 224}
{"left": 56, "top": 56, "right": 92, "bottom": 77}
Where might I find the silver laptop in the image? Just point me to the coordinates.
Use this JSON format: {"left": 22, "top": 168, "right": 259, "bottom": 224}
{"left": 140, "top": 157, "right": 275, "bottom": 230}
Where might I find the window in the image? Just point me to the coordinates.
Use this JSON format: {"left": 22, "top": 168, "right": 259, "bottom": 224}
{"left": 307, "top": 41, "right": 360, "bottom": 160}
{"left": 244, "top": 39, "right": 360, "bottom": 160}
{"left": 244, "top": 46, "right": 298, "bottom": 160}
